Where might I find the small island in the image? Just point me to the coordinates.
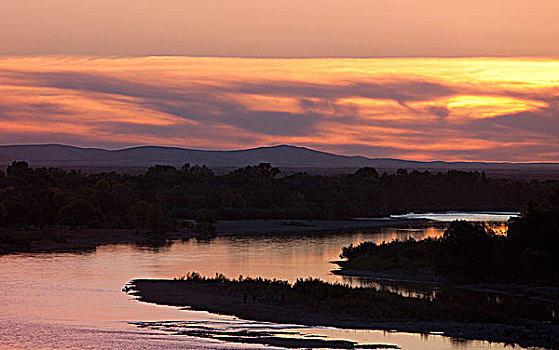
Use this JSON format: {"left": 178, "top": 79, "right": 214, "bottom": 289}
{"left": 128, "top": 271, "right": 558, "bottom": 349}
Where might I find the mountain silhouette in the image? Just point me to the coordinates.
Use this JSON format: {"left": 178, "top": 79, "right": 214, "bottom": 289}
{"left": 1, "top": 144, "right": 558, "bottom": 176}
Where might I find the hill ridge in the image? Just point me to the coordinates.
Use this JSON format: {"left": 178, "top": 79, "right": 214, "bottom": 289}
{"left": 1, "top": 144, "right": 558, "bottom": 176}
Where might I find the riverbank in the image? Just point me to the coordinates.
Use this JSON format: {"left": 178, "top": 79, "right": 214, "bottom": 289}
{"left": 333, "top": 219, "right": 559, "bottom": 305}
{"left": 0, "top": 228, "right": 196, "bottom": 255}
{"left": 212, "top": 218, "right": 431, "bottom": 236}
{"left": 128, "top": 275, "right": 559, "bottom": 349}
{"left": 334, "top": 267, "right": 559, "bottom": 306}
{"left": 332, "top": 267, "right": 446, "bottom": 284}
{"left": 0, "top": 218, "right": 431, "bottom": 255}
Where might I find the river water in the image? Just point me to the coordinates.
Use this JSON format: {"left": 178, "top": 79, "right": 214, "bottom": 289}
{"left": 0, "top": 213, "right": 528, "bottom": 349}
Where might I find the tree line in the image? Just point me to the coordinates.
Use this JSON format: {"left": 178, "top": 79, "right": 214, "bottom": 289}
{"left": 0, "top": 161, "right": 556, "bottom": 235}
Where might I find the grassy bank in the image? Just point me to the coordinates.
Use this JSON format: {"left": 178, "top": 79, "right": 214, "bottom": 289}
{"left": 128, "top": 273, "right": 559, "bottom": 349}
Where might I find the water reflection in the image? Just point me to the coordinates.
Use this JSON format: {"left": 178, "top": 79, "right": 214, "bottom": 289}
{"left": 341, "top": 276, "right": 439, "bottom": 299}
{"left": 153, "top": 225, "right": 445, "bottom": 285}
{"left": 0, "top": 219, "right": 535, "bottom": 350}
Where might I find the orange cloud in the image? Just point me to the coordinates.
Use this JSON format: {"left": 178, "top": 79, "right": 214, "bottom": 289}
{"left": 0, "top": 56, "right": 558, "bottom": 161}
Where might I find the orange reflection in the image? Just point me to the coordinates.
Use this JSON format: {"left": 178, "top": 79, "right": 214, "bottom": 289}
{"left": 489, "top": 223, "right": 509, "bottom": 236}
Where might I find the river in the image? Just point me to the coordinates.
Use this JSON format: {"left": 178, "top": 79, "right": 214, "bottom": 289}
{"left": 0, "top": 212, "right": 528, "bottom": 349}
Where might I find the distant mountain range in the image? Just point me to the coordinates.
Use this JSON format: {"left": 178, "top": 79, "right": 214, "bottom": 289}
{"left": 1, "top": 144, "right": 559, "bottom": 177}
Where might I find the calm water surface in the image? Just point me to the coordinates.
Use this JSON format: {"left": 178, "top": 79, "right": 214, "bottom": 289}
{"left": 390, "top": 212, "right": 519, "bottom": 222}
{"left": 0, "top": 215, "right": 528, "bottom": 349}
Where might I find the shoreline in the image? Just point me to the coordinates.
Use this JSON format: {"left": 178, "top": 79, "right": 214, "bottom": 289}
{"left": 334, "top": 264, "right": 559, "bottom": 307}
{"left": 0, "top": 228, "right": 196, "bottom": 255}
{"left": 0, "top": 218, "right": 433, "bottom": 255}
{"left": 212, "top": 218, "right": 433, "bottom": 236}
{"left": 128, "top": 278, "right": 558, "bottom": 349}
{"left": 332, "top": 267, "right": 446, "bottom": 284}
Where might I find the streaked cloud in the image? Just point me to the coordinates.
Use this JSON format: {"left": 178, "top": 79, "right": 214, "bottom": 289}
{"left": 0, "top": 56, "right": 558, "bottom": 161}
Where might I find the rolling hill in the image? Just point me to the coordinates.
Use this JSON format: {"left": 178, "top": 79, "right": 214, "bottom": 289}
{"left": 1, "top": 144, "right": 558, "bottom": 177}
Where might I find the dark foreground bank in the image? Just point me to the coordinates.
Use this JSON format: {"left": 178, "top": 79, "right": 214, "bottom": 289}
{"left": 128, "top": 274, "right": 559, "bottom": 349}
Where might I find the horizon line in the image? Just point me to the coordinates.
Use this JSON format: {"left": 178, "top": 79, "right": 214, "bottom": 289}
{"left": 2, "top": 143, "right": 559, "bottom": 165}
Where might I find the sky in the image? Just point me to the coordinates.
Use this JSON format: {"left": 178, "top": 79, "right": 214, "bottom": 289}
{"left": 0, "top": 0, "right": 558, "bottom": 161}
{"left": 2, "top": 0, "right": 559, "bottom": 57}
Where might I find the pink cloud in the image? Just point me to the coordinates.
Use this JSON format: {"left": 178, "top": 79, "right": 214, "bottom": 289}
{"left": 0, "top": 56, "right": 558, "bottom": 161}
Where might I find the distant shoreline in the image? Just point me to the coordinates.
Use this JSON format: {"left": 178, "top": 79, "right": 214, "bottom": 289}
{"left": 0, "top": 218, "right": 431, "bottom": 255}
{"left": 0, "top": 228, "right": 195, "bottom": 256}
{"left": 212, "top": 218, "right": 432, "bottom": 236}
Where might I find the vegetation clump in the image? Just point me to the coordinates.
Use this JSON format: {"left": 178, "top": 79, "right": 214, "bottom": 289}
{"left": 340, "top": 189, "right": 559, "bottom": 284}
{"left": 143, "top": 272, "right": 553, "bottom": 324}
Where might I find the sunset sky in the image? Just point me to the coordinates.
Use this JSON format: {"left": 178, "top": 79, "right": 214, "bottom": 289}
{"left": 1, "top": 1, "right": 558, "bottom": 161}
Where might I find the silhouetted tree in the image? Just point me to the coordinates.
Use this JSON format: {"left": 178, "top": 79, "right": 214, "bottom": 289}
{"left": 354, "top": 167, "right": 379, "bottom": 178}
{"left": 433, "top": 221, "right": 494, "bottom": 280}
{"left": 507, "top": 187, "right": 559, "bottom": 280}
{"left": 58, "top": 198, "right": 99, "bottom": 230}
{"left": 0, "top": 202, "right": 7, "bottom": 225}
{"left": 7, "top": 161, "right": 31, "bottom": 177}
{"left": 146, "top": 205, "right": 167, "bottom": 236}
